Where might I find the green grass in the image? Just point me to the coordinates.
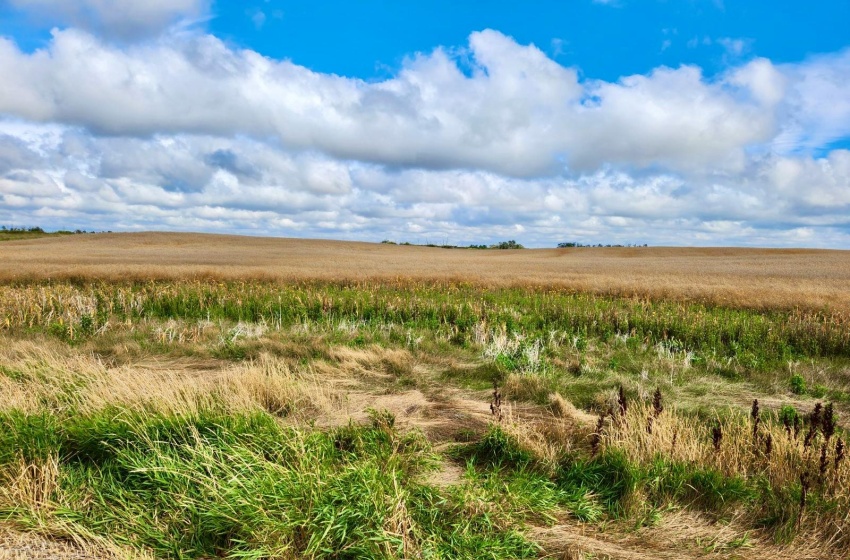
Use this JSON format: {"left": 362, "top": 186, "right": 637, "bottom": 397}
{"left": 4, "top": 280, "right": 850, "bottom": 365}
{"left": 5, "top": 279, "right": 850, "bottom": 417}
{"left": 0, "top": 408, "right": 540, "bottom": 559}
{"left": 3, "top": 279, "right": 850, "bottom": 556}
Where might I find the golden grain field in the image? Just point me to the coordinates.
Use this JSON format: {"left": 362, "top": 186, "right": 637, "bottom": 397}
{"left": 2, "top": 232, "right": 850, "bottom": 311}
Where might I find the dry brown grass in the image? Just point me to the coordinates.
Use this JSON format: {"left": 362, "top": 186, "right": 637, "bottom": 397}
{"left": 601, "top": 400, "right": 850, "bottom": 551}
{"left": 0, "top": 456, "right": 59, "bottom": 517}
{"left": 0, "top": 338, "right": 344, "bottom": 421}
{"left": 604, "top": 401, "right": 850, "bottom": 491}
{"left": 495, "top": 394, "right": 850, "bottom": 559}
{"left": 2, "top": 232, "right": 850, "bottom": 311}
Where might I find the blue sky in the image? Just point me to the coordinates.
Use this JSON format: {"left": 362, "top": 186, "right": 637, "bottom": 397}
{"left": 204, "top": 1, "right": 850, "bottom": 80}
{"left": 0, "top": 0, "right": 849, "bottom": 247}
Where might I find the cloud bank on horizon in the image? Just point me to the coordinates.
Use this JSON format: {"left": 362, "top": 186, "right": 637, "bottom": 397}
{"left": 1, "top": 0, "right": 849, "bottom": 247}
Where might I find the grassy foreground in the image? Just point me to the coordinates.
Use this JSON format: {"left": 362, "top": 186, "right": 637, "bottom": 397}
{"left": 1, "top": 279, "right": 849, "bottom": 558}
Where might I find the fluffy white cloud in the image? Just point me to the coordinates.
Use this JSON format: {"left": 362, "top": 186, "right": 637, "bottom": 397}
{"left": 0, "top": 28, "right": 795, "bottom": 177}
{"left": 7, "top": 0, "right": 208, "bottom": 39}
{"left": 1, "top": 120, "right": 850, "bottom": 247}
{"left": 1, "top": 29, "right": 849, "bottom": 246}
{"left": 569, "top": 64, "right": 773, "bottom": 172}
{"left": 772, "top": 49, "right": 850, "bottom": 153}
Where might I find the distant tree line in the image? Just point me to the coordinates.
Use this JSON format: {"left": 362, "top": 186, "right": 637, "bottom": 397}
{"left": 382, "top": 239, "right": 653, "bottom": 250}
{"left": 1, "top": 225, "right": 104, "bottom": 234}
{"left": 381, "top": 239, "right": 525, "bottom": 250}
{"left": 558, "top": 242, "right": 648, "bottom": 248}
{"left": 1, "top": 226, "right": 45, "bottom": 233}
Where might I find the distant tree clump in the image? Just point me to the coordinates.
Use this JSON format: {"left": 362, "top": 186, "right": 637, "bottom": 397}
{"left": 491, "top": 240, "right": 524, "bottom": 250}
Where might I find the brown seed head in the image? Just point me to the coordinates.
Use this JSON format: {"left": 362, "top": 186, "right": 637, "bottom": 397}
{"left": 712, "top": 425, "right": 722, "bottom": 452}
{"left": 652, "top": 387, "right": 663, "bottom": 418}
{"left": 823, "top": 403, "right": 836, "bottom": 441}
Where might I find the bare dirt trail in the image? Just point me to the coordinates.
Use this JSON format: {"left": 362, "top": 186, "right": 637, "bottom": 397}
{"left": 0, "top": 528, "right": 130, "bottom": 560}
{"left": 294, "top": 354, "right": 832, "bottom": 560}
{"left": 313, "top": 352, "right": 841, "bottom": 560}
{"left": 340, "top": 388, "right": 822, "bottom": 560}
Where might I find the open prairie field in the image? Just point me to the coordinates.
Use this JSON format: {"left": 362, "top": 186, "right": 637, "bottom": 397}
{"left": 3, "top": 232, "right": 850, "bottom": 312}
{"left": 2, "top": 233, "right": 850, "bottom": 559}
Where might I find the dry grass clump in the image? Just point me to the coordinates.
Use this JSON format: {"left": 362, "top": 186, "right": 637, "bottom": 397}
{"left": 502, "top": 373, "right": 549, "bottom": 403}
{"left": 547, "top": 392, "right": 574, "bottom": 419}
{"left": 323, "top": 346, "right": 416, "bottom": 379}
{"left": 0, "top": 285, "right": 102, "bottom": 331}
{"left": 599, "top": 392, "right": 850, "bottom": 548}
{"left": 0, "top": 338, "right": 343, "bottom": 421}
{"left": 0, "top": 340, "right": 108, "bottom": 414}
{"left": 489, "top": 392, "right": 596, "bottom": 475}
{"left": 0, "top": 456, "right": 59, "bottom": 516}
{"left": 603, "top": 399, "right": 849, "bottom": 488}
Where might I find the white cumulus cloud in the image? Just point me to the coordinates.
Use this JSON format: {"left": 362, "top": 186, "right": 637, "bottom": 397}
{"left": 0, "top": 28, "right": 849, "bottom": 246}
{"left": 0, "top": 28, "right": 794, "bottom": 177}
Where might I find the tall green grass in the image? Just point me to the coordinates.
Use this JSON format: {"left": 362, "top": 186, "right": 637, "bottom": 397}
{"left": 3, "top": 280, "right": 850, "bottom": 366}
{"left": 0, "top": 408, "right": 539, "bottom": 559}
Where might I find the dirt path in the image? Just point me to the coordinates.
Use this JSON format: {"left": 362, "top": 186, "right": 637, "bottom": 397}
{"left": 321, "top": 359, "right": 841, "bottom": 560}
{"left": 530, "top": 515, "right": 828, "bottom": 560}
{"left": 0, "top": 528, "right": 124, "bottom": 560}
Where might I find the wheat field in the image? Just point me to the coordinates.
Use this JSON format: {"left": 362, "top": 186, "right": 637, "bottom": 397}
{"left": 2, "top": 232, "right": 850, "bottom": 311}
